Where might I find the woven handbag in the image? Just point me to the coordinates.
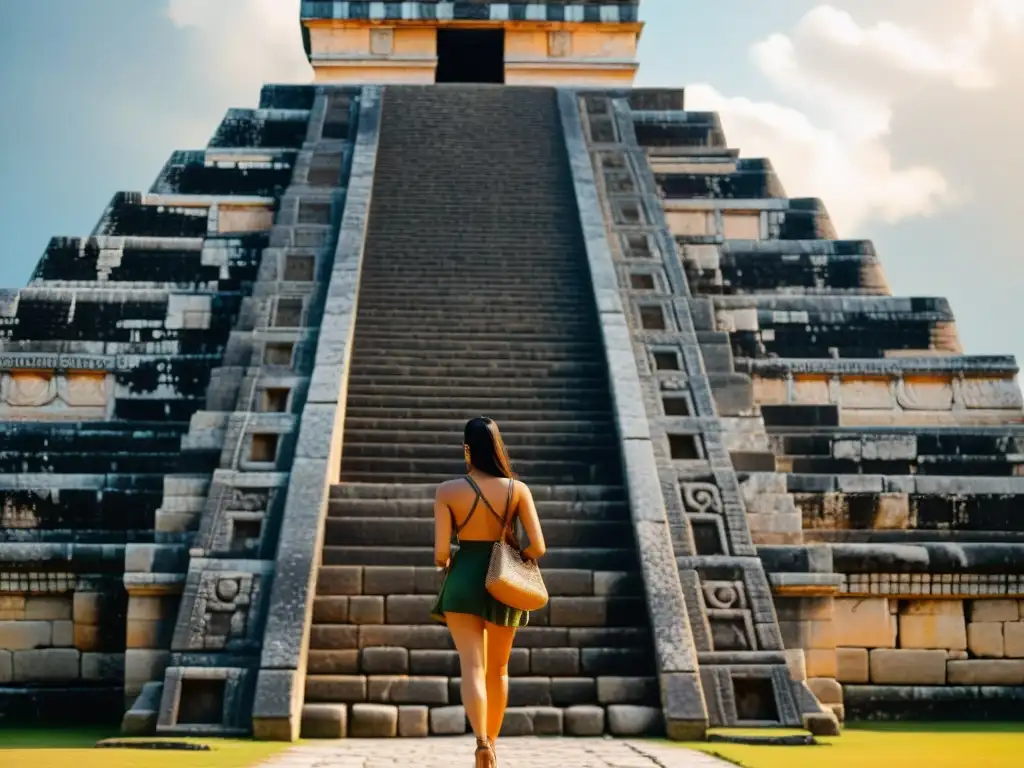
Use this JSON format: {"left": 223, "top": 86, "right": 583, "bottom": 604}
{"left": 485, "top": 481, "right": 548, "bottom": 612}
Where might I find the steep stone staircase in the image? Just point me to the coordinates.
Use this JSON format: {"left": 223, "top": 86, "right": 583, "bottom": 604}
{"left": 304, "top": 86, "right": 661, "bottom": 736}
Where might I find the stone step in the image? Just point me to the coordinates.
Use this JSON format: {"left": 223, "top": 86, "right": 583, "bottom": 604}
{"left": 303, "top": 673, "right": 660, "bottom": 709}
{"left": 340, "top": 429, "right": 617, "bottom": 448}
{"left": 354, "top": 304, "right": 594, "bottom": 317}
{"left": 345, "top": 393, "right": 610, "bottom": 411}
{"left": 321, "top": 546, "right": 638, "bottom": 570}
{"left": 354, "top": 317, "right": 595, "bottom": 332}
{"left": 314, "top": 566, "right": 642, "bottom": 598}
{"left": 350, "top": 348, "right": 603, "bottom": 363}
{"left": 356, "top": 291, "right": 593, "bottom": 304}
{"left": 347, "top": 367, "right": 605, "bottom": 382}
{"left": 327, "top": 498, "right": 628, "bottom": 521}
{"left": 351, "top": 331, "right": 600, "bottom": 346}
{"left": 327, "top": 484, "right": 627, "bottom": 502}
{"left": 353, "top": 323, "right": 596, "bottom": 338}
{"left": 305, "top": 649, "right": 658, "bottom": 700}
{"left": 342, "top": 417, "right": 613, "bottom": 436}
{"left": 302, "top": 702, "right": 666, "bottom": 737}
{"left": 340, "top": 442, "right": 619, "bottom": 464}
{"left": 348, "top": 362, "right": 607, "bottom": 378}
{"left": 359, "top": 265, "right": 587, "bottom": 277}
{"left": 307, "top": 624, "right": 652, "bottom": 653}
{"left": 311, "top": 593, "right": 647, "bottom": 628}
{"left": 338, "top": 457, "right": 620, "bottom": 485}
{"left": 324, "top": 517, "right": 634, "bottom": 549}
{"left": 344, "top": 382, "right": 611, "bottom": 399}
{"left": 343, "top": 407, "right": 613, "bottom": 423}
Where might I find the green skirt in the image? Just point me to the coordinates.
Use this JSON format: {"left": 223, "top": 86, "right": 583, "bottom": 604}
{"left": 430, "top": 541, "right": 529, "bottom": 628}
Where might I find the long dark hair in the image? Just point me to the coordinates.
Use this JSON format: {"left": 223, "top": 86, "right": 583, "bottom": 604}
{"left": 464, "top": 417, "right": 516, "bottom": 479}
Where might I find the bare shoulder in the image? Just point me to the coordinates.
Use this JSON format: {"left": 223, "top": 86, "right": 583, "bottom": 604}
{"left": 513, "top": 479, "right": 534, "bottom": 501}
{"left": 436, "top": 477, "right": 466, "bottom": 499}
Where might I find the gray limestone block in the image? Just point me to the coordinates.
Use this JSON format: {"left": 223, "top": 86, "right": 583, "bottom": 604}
{"left": 397, "top": 705, "right": 429, "bottom": 738}
{"left": 349, "top": 595, "right": 384, "bottom": 624}
{"left": 0, "top": 620, "right": 52, "bottom": 650}
{"left": 121, "top": 681, "right": 164, "bottom": 737}
{"left": 367, "top": 675, "right": 448, "bottom": 705}
{"left": 622, "top": 439, "right": 667, "bottom": 524}
{"left": 301, "top": 703, "right": 348, "bottom": 739}
{"left": 565, "top": 705, "right": 605, "bottom": 736}
{"left": 531, "top": 647, "right": 580, "bottom": 676}
{"left": 363, "top": 566, "right": 415, "bottom": 594}
{"left": 607, "top": 705, "right": 665, "bottom": 737}
{"left": 633, "top": 520, "right": 700, "bottom": 676}
{"left": 81, "top": 652, "right": 125, "bottom": 682}
{"left": 552, "top": 678, "right": 597, "bottom": 706}
{"left": 384, "top": 595, "right": 434, "bottom": 625}
{"left": 51, "top": 620, "right": 74, "bottom": 647}
{"left": 361, "top": 647, "right": 409, "bottom": 675}
{"left": 252, "top": 668, "right": 301, "bottom": 721}
{"left": 709, "top": 374, "right": 754, "bottom": 416}
{"left": 803, "top": 710, "right": 841, "bottom": 736}
{"left": 310, "top": 327, "right": 353, "bottom": 368}
{"left": 349, "top": 703, "right": 398, "bottom": 738}
{"left": 689, "top": 298, "right": 717, "bottom": 331}
{"left": 294, "top": 402, "right": 341, "bottom": 460}
{"left": 530, "top": 706, "right": 565, "bottom": 736}
{"left": 596, "top": 676, "right": 659, "bottom": 705}
{"left": 499, "top": 708, "right": 535, "bottom": 737}
{"left": 259, "top": 457, "right": 331, "bottom": 670}
{"left": 660, "top": 671, "right": 710, "bottom": 736}
{"left": 13, "top": 649, "right": 80, "bottom": 682}
{"left": 305, "top": 363, "right": 349, "bottom": 405}
{"left": 601, "top": 319, "right": 651, "bottom": 441}
{"left": 429, "top": 705, "right": 467, "bottom": 735}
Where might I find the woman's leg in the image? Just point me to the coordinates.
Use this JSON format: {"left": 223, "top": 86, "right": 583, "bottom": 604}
{"left": 445, "top": 612, "right": 488, "bottom": 740}
{"left": 483, "top": 622, "right": 517, "bottom": 744}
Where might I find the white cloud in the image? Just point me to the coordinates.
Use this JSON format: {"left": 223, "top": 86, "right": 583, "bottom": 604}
{"left": 165, "top": 0, "right": 312, "bottom": 93}
{"left": 685, "top": 1, "right": 1022, "bottom": 236}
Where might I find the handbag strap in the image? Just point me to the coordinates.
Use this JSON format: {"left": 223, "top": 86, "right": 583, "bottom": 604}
{"left": 499, "top": 479, "right": 521, "bottom": 550}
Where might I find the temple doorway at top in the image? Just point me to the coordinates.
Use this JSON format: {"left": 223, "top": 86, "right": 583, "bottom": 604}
{"left": 435, "top": 29, "right": 505, "bottom": 84}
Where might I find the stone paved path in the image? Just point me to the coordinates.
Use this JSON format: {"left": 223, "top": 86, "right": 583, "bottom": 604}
{"left": 257, "top": 737, "right": 732, "bottom": 768}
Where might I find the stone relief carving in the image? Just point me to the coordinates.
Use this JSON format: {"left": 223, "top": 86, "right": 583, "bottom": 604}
{"left": 957, "top": 378, "right": 1024, "bottom": 410}
{"left": 682, "top": 482, "right": 723, "bottom": 515}
{"left": 707, "top": 609, "right": 757, "bottom": 651}
{"left": 179, "top": 572, "right": 261, "bottom": 651}
{"left": 895, "top": 378, "right": 954, "bottom": 411}
{"left": 703, "top": 580, "right": 748, "bottom": 611}
{"left": 838, "top": 378, "right": 894, "bottom": 410}
{"left": 0, "top": 372, "right": 110, "bottom": 417}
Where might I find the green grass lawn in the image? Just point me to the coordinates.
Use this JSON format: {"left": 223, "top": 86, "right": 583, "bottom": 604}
{"left": 0, "top": 729, "right": 288, "bottom": 768}
{"left": 686, "top": 722, "right": 1024, "bottom": 768}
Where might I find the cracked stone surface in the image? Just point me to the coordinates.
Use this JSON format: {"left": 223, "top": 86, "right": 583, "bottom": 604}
{"left": 256, "top": 737, "right": 731, "bottom": 768}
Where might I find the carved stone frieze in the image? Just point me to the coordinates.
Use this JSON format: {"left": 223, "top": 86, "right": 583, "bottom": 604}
{"left": 173, "top": 568, "right": 264, "bottom": 653}
{"left": 0, "top": 371, "right": 111, "bottom": 419}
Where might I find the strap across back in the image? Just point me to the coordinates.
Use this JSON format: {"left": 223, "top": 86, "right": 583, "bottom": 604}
{"left": 457, "top": 475, "right": 516, "bottom": 539}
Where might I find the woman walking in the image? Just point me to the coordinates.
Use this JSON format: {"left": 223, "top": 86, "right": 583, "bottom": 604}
{"left": 431, "top": 417, "right": 547, "bottom": 768}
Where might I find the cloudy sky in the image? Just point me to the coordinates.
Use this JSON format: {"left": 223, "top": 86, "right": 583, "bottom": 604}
{"left": 1, "top": 0, "right": 1021, "bottom": 362}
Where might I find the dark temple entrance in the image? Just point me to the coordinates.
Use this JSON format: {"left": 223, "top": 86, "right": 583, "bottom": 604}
{"left": 435, "top": 29, "right": 505, "bottom": 83}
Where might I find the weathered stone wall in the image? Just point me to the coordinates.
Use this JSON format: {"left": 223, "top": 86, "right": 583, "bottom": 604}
{"left": 0, "top": 593, "right": 118, "bottom": 687}
{"left": 0, "top": 86, "right": 315, "bottom": 726}
{"left": 595, "top": 85, "right": 1024, "bottom": 726}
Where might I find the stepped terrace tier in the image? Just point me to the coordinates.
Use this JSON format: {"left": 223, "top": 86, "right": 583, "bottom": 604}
{"left": 2, "top": 75, "right": 1022, "bottom": 741}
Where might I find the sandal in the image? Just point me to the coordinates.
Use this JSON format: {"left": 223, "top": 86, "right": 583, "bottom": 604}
{"left": 475, "top": 737, "right": 495, "bottom": 768}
